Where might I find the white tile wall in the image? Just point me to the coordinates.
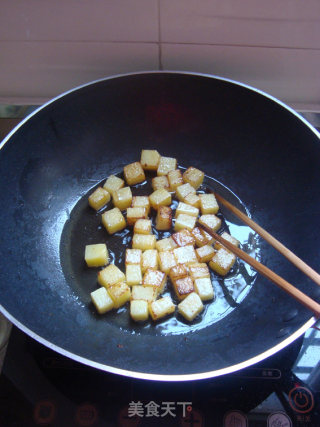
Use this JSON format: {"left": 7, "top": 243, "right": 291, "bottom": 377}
{"left": 0, "top": 0, "right": 319, "bottom": 110}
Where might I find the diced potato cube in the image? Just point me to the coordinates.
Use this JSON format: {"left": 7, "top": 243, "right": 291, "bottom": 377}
{"left": 132, "top": 234, "right": 156, "bottom": 250}
{"left": 194, "top": 277, "right": 214, "bottom": 301}
{"left": 113, "top": 187, "right": 132, "bottom": 210}
{"left": 125, "top": 249, "right": 142, "bottom": 265}
{"left": 152, "top": 175, "right": 169, "bottom": 191}
{"left": 172, "top": 229, "right": 195, "bottom": 247}
{"left": 158, "top": 250, "right": 177, "bottom": 274}
{"left": 131, "top": 285, "right": 157, "bottom": 302}
{"left": 157, "top": 156, "right": 177, "bottom": 176}
{"left": 172, "top": 275, "right": 194, "bottom": 300}
{"left": 134, "top": 219, "right": 152, "bottom": 235}
{"left": 108, "top": 282, "right": 131, "bottom": 308}
{"left": 103, "top": 175, "right": 124, "bottom": 194}
{"left": 90, "top": 287, "right": 114, "bottom": 314}
{"left": 140, "top": 149, "right": 160, "bottom": 171}
{"left": 102, "top": 207, "right": 126, "bottom": 234}
{"left": 184, "top": 193, "right": 200, "bottom": 208}
{"left": 141, "top": 249, "right": 158, "bottom": 273}
{"left": 198, "top": 214, "right": 221, "bottom": 233}
{"left": 169, "top": 263, "right": 189, "bottom": 282}
{"left": 142, "top": 268, "right": 166, "bottom": 294}
{"left": 209, "top": 248, "right": 236, "bottom": 276}
{"left": 130, "top": 300, "right": 149, "bottom": 322}
{"left": 168, "top": 169, "right": 183, "bottom": 191}
{"left": 173, "top": 245, "right": 198, "bottom": 265}
{"left": 149, "top": 296, "right": 175, "bottom": 321}
{"left": 88, "top": 187, "right": 111, "bottom": 211}
{"left": 199, "top": 193, "right": 219, "bottom": 214}
{"left": 149, "top": 188, "right": 172, "bottom": 210}
{"left": 214, "top": 232, "right": 240, "bottom": 251}
{"left": 196, "top": 244, "right": 215, "bottom": 263}
{"left": 183, "top": 167, "right": 204, "bottom": 189}
{"left": 191, "top": 227, "right": 208, "bottom": 247}
{"left": 131, "top": 196, "right": 150, "bottom": 215}
{"left": 126, "top": 264, "right": 142, "bottom": 286}
{"left": 98, "top": 264, "right": 126, "bottom": 288}
{"left": 123, "top": 161, "right": 146, "bottom": 186}
{"left": 176, "top": 183, "right": 196, "bottom": 201}
{"left": 126, "top": 207, "right": 147, "bottom": 226}
{"left": 156, "top": 237, "right": 178, "bottom": 252}
{"left": 156, "top": 206, "right": 172, "bottom": 230}
{"left": 178, "top": 292, "right": 204, "bottom": 321}
{"left": 85, "top": 243, "right": 109, "bottom": 267}
{"left": 175, "top": 202, "right": 199, "bottom": 218}
{"left": 174, "top": 213, "right": 197, "bottom": 232}
{"left": 188, "top": 263, "right": 210, "bottom": 280}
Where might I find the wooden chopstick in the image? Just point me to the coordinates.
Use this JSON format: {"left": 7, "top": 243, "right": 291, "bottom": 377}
{"left": 196, "top": 222, "right": 320, "bottom": 317}
{"left": 213, "top": 191, "right": 320, "bottom": 287}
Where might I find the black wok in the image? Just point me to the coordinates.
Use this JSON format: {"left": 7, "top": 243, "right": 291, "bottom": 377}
{"left": 0, "top": 71, "right": 319, "bottom": 381}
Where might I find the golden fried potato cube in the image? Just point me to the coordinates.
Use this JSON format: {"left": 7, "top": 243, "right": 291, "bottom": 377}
{"left": 134, "top": 219, "right": 152, "bottom": 235}
{"left": 98, "top": 264, "right": 126, "bottom": 288}
{"left": 194, "top": 278, "right": 214, "bottom": 301}
{"left": 132, "top": 234, "right": 156, "bottom": 250}
{"left": 152, "top": 175, "right": 169, "bottom": 191}
{"left": 169, "top": 263, "right": 189, "bottom": 282}
{"left": 155, "top": 237, "right": 178, "bottom": 252}
{"left": 140, "top": 149, "right": 161, "bottom": 171}
{"left": 174, "top": 213, "right": 197, "bottom": 232}
{"left": 178, "top": 292, "right": 204, "bottom": 321}
{"left": 90, "top": 287, "right": 114, "bottom": 314}
{"left": 156, "top": 206, "right": 172, "bottom": 231}
{"left": 209, "top": 248, "right": 236, "bottom": 276}
{"left": 102, "top": 207, "right": 126, "bottom": 234}
{"left": 141, "top": 249, "right": 158, "bottom": 273}
{"left": 172, "top": 275, "right": 194, "bottom": 300}
{"left": 173, "top": 245, "right": 198, "bottom": 265}
{"left": 131, "top": 285, "right": 157, "bottom": 302}
{"left": 149, "top": 296, "right": 175, "bottom": 321}
{"left": 103, "top": 175, "right": 124, "bottom": 194}
{"left": 188, "top": 263, "right": 210, "bottom": 280}
{"left": 113, "top": 187, "right": 132, "bottom": 210}
{"left": 143, "top": 268, "right": 166, "bottom": 294}
{"left": 126, "top": 264, "right": 142, "bottom": 286}
{"left": 168, "top": 169, "right": 183, "bottom": 191}
{"left": 172, "top": 229, "right": 195, "bottom": 247}
{"left": 191, "top": 227, "right": 208, "bottom": 247}
{"left": 123, "top": 161, "right": 146, "bottom": 186}
{"left": 175, "top": 202, "right": 199, "bottom": 218}
{"left": 125, "top": 249, "right": 142, "bottom": 265}
{"left": 198, "top": 214, "right": 221, "bottom": 233}
{"left": 85, "top": 243, "right": 109, "bottom": 267}
{"left": 108, "top": 282, "right": 131, "bottom": 308}
{"left": 126, "top": 207, "right": 147, "bottom": 226}
{"left": 176, "top": 183, "right": 196, "bottom": 201}
{"left": 158, "top": 250, "right": 177, "bottom": 274}
{"left": 130, "top": 300, "right": 149, "bottom": 321}
{"left": 184, "top": 193, "right": 201, "bottom": 208}
{"left": 196, "top": 244, "right": 215, "bottom": 263}
{"left": 149, "top": 188, "right": 172, "bottom": 210}
{"left": 199, "top": 193, "right": 219, "bottom": 214}
{"left": 183, "top": 167, "right": 204, "bottom": 189}
{"left": 214, "top": 232, "right": 240, "bottom": 251}
{"left": 88, "top": 187, "right": 111, "bottom": 211}
{"left": 157, "top": 156, "right": 177, "bottom": 176}
{"left": 131, "top": 196, "right": 150, "bottom": 215}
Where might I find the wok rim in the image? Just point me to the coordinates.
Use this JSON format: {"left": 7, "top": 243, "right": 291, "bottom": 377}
{"left": 0, "top": 70, "right": 319, "bottom": 381}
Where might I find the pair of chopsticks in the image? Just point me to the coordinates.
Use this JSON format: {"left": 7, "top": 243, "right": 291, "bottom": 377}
{"left": 196, "top": 191, "right": 320, "bottom": 318}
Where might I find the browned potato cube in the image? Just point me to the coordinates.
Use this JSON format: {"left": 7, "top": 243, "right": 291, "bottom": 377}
{"left": 149, "top": 296, "right": 175, "bottom": 321}
{"left": 108, "top": 282, "right": 131, "bottom": 308}
{"left": 175, "top": 202, "right": 199, "bottom": 218}
{"left": 131, "top": 196, "right": 150, "bottom": 215}
{"left": 124, "top": 161, "right": 146, "bottom": 185}
{"left": 199, "top": 193, "right": 219, "bottom": 215}
{"left": 131, "top": 285, "right": 158, "bottom": 302}
{"left": 198, "top": 214, "right": 221, "bottom": 233}
{"left": 113, "top": 187, "right": 132, "bottom": 210}
{"left": 142, "top": 268, "right": 166, "bottom": 294}
{"left": 172, "top": 275, "right": 194, "bottom": 300}
{"left": 132, "top": 234, "right": 156, "bottom": 250}
{"left": 176, "top": 183, "right": 196, "bottom": 201}
{"left": 183, "top": 167, "right": 204, "bottom": 189}
{"left": 125, "top": 249, "right": 142, "bottom": 265}
{"left": 214, "top": 232, "right": 240, "bottom": 250}
{"left": 126, "top": 207, "right": 147, "bottom": 226}
{"left": 188, "top": 263, "right": 210, "bottom": 280}
{"left": 140, "top": 149, "right": 160, "bottom": 171}
{"left": 155, "top": 206, "right": 172, "bottom": 230}
{"left": 173, "top": 245, "right": 198, "bottom": 265}
{"left": 103, "top": 175, "right": 124, "bottom": 194}
{"left": 169, "top": 263, "right": 189, "bottom": 282}
{"left": 191, "top": 227, "right": 208, "bottom": 247}
{"left": 174, "top": 213, "right": 197, "bottom": 232}
{"left": 90, "top": 287, "right": 114, "bottom": 314}
{"left": 102, "top": 207, "right": 126, "bottom": 234}
{"left": 184, "top": 193, "right": 201, "bottom": 208}
{"left": 209, "top": 248, "right": 236, "bottom": 276}
{"left": 98, "top": 264, "right": 126, "bottom": 288}
{"left": 141, "top": 249, "right": 158, "bottom": 273}
{"left": 158, "top": 250, "right": 177, "bottom": 274}
{"left": 134, "top": 218, "right": 152, "bottom": 235}
{"left": 88, "top": 187, "right": 111, "bottom": 211}
{"left": 168, "top": 169, "right": 183, "bottom": 191}
{"left": 149, "top": 188, "right": 172, "bottom": 210}
{"left": 172, "top": 229, "right": 195, "bottom": 247}
{"left": 152, "top": 175, "right": 170, "bottom": 191}
{"left": 194, "top": 277, "right": 214, "bottom": 301}
{"left": 196, "top": 244, "right": 215, "bottom": 263}
{"left": 157, "top": 156, "right": 177, "bottom": 176}
{"left": 155, "top": 237, "right": 177, "bottom": 252}
{"left": 126, "top": 264, "right": 142, "bottom": 286}
{"left": 178, "top": 292, "right": 204, "bottom": 321}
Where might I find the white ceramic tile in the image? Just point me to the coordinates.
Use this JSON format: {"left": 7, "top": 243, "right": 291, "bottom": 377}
{"left": 0, "top": 0, "right": 159, "bottom": 42}
{"left": 161, "top": 43, "right": 320, "bottom": 110}
{"left": 160, "top": 0, "right": 320, "bottom": 49}
{"left": 0, "top": 41, "right": 159, "bottom": 103}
